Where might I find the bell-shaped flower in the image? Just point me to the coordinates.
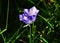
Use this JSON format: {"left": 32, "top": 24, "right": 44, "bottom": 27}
{"left": 19, "top": 6, "right": 39, "bottom": 24}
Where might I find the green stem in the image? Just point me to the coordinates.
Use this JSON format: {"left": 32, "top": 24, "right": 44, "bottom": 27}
{"left": 0, "top": 29, "right": 6, "bottom": 43}
{"left": 1, "top": 0, "right": 9, "bottom": 43}
{"left": 5, "top": 0, "right": 9, "bottom": 29}
{"left": 0, "top": 29, "right": 7, "bottom": 34}
{"left": 1, "top": 34, "right": 6, "bottom": 43}
{"left": 29, "top": 25, "right": 31, "bottom": 43}
{"left": 29, "top": 23, "right": 35, "bottom": 43}
{"left": 31, "top": 23, "right": 35, "bottom": 43}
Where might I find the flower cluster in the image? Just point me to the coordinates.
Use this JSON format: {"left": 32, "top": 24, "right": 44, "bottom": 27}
{"left": 19, "top": 6, "right": 39, "bottom": 24}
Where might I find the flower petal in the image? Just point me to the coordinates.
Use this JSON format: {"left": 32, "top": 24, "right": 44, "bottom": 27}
{"left": 19, "top": 15, "right": 23, "bottom": 21}
{"left": 23, "top": 18, "right": 32, "bottom": 24}
{"left": 29, "top": 6, "right": 39, "bottom": 16}
{"left": 24, "top": 9, "right": 29, "bottom": 14}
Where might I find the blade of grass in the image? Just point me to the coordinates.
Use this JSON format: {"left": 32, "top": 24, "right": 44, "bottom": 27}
{"left": 0, "top": 29, "right": 7, "bottom": 34}
{"left": 34, "top": 34, "right": 48, "bottom": 43}
{"left": 5, "top": 0, "right": 9, "bottom": 30}
{"left": 40, "top": 37, "right": 48, "bottom": 43}
{"left": 28, "top": 23, "right": 35, "bottom": 43}
{"left": 7, "top": 24, "right": 23, "bottom": 43}
{"left": 38, "top": 15, "right": 54, "bottom": 29}
{"left": 1, "top": 0, "right": 10, "bottom": 35}
{"left": 29, "top": 25, "right": 32, "bottom": 43}
{"left": 43, "top": 0, "right": 49, "bottom": 13}
{"left": 31, "top": 23, "right": 35, "bottom": 43}
{"left": 47, "top": 28, "right": 51, "bottom": 35}
{"left": 34, "top": 35, "right": 39, "bottom": 40}
{"left": 12, "top": 28, "right": 28, "bottom": 43}
{"left": 28, "top": 0, "right": 35, "bottom": 5}
{"left": 0, "top": 0, "right": 9, "bottom": 34}
{"left": 0, "top": 0, "right": 9, "bottom": 43}
{"left": 40, "top": 35, "right": 48, "bottom": 43}
{"left": 0, "top": 29, "right": 6, "bottom": 43}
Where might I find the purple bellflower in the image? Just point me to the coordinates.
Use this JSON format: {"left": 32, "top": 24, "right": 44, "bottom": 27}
{"left": 19, "top": 6, "right": 39, "bottom": 25}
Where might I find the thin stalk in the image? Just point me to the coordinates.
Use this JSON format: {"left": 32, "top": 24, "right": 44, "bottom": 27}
{"left": 29, "top": 23, "right": 35, "bottom": 43}
{"left": 29, "top": 25, "right": 32, "bottom": 43}
{"left": 0, "top": 0, "right": 9, "bottom": 43}
{"left": 0, "top": 29, "right": 7, "bottom": 34}
{"left": 31, "top": 23, "right": 35, "bottom": 43}
{"left": 0, "top": 29, "right": 6, "bottom": 43}
{"left": 1, "top": 34, "right": 6, "bottom": 43}
{"left": 5, "top": 0, "right": 9, "bottom": 29}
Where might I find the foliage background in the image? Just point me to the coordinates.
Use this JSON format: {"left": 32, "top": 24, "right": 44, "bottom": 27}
{"left": 0, "top": 0, "right": 60, "bottom": 43}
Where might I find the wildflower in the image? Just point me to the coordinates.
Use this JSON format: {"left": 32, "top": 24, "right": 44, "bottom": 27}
{"left": 19, "top": 6, "right": 39, "bottom": 25}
